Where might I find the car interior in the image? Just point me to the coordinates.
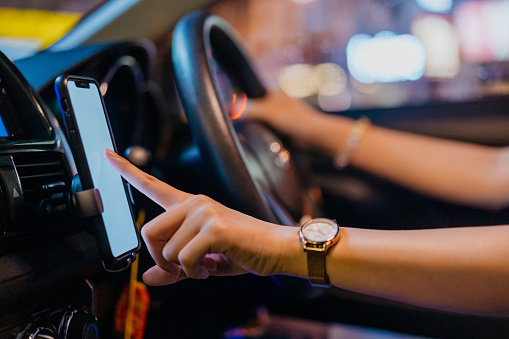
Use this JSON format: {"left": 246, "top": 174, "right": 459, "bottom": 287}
{"left": 1, "top": 0, "right": 509, "bottom": 338}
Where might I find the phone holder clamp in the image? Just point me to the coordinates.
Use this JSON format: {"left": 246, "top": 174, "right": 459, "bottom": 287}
{"left": 72, "top": 188, "right": 104, "bottom": 219}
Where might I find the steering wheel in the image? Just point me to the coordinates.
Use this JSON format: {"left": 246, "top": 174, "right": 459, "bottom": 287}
{"left": 172, "top": 11, "right": 304, "bottom": 225}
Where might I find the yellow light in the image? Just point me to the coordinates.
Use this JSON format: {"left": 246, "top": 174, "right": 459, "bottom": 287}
{"left": 278, "top": 63, "right": 316, "bottom": 98}
{"left": 0, "top": 8, "right": 81, "bottom": 49}
{"left": 278, "top": 62, "right": 348, "bottom": 98}
{"left": 312, "top": 63, "right": 347, "bottom": 96}
{"left": 412, "top": 15, "right": 460, "bottom": 78}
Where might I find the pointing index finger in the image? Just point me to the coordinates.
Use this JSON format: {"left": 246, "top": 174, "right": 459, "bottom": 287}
{"left": 104, "top": 149, "right": 190, "bottom": 209}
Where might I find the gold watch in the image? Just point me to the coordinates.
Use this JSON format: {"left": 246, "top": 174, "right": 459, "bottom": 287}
{"left": 299, "top": 218, "right": 340, "bottom": 288}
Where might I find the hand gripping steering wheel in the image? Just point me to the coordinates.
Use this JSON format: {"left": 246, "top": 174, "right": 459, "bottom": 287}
{"left": 172, "top": 11, "right": 304, "bottom": 225}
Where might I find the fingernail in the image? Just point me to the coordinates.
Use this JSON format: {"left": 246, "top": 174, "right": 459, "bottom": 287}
{"left": 105, "top": 149, "right": 119, "bottom": 158}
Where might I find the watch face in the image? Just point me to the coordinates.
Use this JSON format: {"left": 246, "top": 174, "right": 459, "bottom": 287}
{"left": 301, "top": 219, "right": 339, "bottom": 243}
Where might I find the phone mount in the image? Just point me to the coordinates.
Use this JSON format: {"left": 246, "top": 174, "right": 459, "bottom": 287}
{"left": 70, "top": 175, "right": 104, "bottom": 219}
{"left": 39, "top": 175, "right": 105, "bottom": 224}
{"left": 106, "top": 255, "right": 135, "bottom": 273}
{"left": 72, "top": 188, "right": 104, "bottom": 218}
{"left": 70, "top": 174, "right": 136, "bottom": 273}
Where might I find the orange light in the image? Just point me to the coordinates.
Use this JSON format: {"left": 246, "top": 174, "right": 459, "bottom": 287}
{"left": 229, "top": 93, "right": 247, "bottom": 120}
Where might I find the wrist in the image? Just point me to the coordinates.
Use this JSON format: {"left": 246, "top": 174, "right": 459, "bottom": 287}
{"left": 278, "top": 226, "right": 308, "bottom": 278}
{"left": 299, "top": 218, "right": 340, "bottom": 287}
{"left": 302, "top": 112, "right": 354, "bottom": 156}
{"left": 334, "top": 116, "right": 371, "bottom": 169}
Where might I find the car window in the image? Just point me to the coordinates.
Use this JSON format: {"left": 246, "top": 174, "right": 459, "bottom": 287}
{"left": 211, "top": 0, "right": 509, "bottom": 111}
{"left": 0, "top": 0, "right": 107, "bottom": 60}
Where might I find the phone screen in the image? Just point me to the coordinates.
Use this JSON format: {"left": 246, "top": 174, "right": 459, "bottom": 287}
{"left": 67, "top": 79, "right": 139, "bottom": 258}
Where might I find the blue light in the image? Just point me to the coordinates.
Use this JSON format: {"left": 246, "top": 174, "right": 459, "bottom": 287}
{"left": 346, "top": 32, "right": 426, "bottom": 84}
{"left": 415, "top": 0, "right": 453, "bottom": 13}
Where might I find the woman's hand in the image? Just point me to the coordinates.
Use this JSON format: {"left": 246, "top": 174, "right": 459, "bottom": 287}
{"left": 246, "top": 88, "right": 354, "bottom": 155}
{"left": 105, "top": 149, "right": 302, "bottom": 286}
{"left": 246, "top": 88, "right": 318, "bottom": 138}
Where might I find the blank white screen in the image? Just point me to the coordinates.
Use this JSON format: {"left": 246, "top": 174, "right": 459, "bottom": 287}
{"left": 68, "top": 80, "right": 138, "bottom": 257}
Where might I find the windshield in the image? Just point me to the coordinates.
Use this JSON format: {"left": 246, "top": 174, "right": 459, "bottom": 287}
{"left": 0, "top": 0, "right": 107, "bottom": 60}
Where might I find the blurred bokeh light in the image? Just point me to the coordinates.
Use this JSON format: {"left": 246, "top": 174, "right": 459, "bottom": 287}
{"left": 412, "top": 15, "right": 460, "bottom": 78}
{"left": 211, "top": 0, "right": 509, "bottom": 111}
{"left": 415, "top": 0, "right": 453, "bottom": 13}
{"left": 346, "top": 32, "right": 426, "bottom": 84}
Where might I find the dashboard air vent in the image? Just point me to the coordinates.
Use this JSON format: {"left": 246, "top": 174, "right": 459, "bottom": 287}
{"left": 11, "top": 152, "right": 69, "bottom": 205}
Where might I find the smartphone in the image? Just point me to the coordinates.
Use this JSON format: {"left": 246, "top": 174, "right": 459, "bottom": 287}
{"left": 55, "top": 75, "right": 140, "bottom": 271}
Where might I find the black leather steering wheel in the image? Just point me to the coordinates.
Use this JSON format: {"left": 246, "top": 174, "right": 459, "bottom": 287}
{"left": 172, "top": 11, "right": 304, "bottom": 225}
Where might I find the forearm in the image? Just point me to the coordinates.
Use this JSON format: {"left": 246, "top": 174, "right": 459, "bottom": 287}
{"left": 281, "top": 224, "right": 509, "bottom": 316}
{"left": 292, "top": 110, "right": 509, "bottom": 209}
{"left": 329, "top": 225, "right": 509, "bottom": 315}
{"left": 355, "top": 126, "right": 509, "bottom": 208}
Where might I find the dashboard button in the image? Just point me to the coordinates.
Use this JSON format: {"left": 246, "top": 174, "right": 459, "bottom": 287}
{"left": 61, "top": 98, "right": 69, "bottom": 112}
{"left": 64, "top": 113, "right": 74, "bottom": 130}
{"left": 69, "top": 130, "right": 79, "bottom": 147}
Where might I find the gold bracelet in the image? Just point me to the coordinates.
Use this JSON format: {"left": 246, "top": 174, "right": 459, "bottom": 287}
{"left": 334, "top": 116, "right": 371, "bottom": 169}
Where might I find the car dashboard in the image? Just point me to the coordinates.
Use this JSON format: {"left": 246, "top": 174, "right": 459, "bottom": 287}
{"left": 0, "top": 40, "right": 160, "bottom": 338}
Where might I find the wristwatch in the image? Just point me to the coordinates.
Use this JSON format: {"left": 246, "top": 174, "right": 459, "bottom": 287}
{"left": 299, "top": 218, "right": 340, "bottom": 288}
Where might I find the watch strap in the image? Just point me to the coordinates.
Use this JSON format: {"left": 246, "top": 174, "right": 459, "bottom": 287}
{"left": 306, "top": 248, "right": 331, "bottom": 288}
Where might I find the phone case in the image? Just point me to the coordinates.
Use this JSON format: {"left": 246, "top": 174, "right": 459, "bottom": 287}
{"left": 55, "top": 74, "right": 140, "bottom": 271}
